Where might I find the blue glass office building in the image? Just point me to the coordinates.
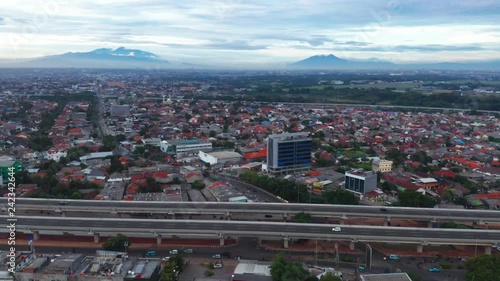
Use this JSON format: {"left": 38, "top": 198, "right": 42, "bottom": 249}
{"left": 267, "top": 133, "right": 312, "bottom": 175}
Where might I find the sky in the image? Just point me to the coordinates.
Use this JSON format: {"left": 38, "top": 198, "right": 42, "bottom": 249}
{"left": 1, "top": 0, "right": 500, "bottom": 66}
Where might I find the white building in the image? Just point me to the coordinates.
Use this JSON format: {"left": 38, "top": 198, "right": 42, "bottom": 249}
{"left": 160, "top": 139, "right": 212, "bottom": 155}
{"left": 44, "top": 149, "right": 67, "bottom": 162}
{"left": 198, "top": 151, "right": 243, "bottom": 165}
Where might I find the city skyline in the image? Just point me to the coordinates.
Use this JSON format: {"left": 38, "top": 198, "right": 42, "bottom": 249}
{"left": 1, "top": 0, "right": 500, "bottom": 67}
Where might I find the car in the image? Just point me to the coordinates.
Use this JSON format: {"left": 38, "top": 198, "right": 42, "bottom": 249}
{"left": 264, "top": 215, "right": 273, "bottom": 218}
{"left": 380, "top": 208, "right": 387, "bottom": 212}
{"left": 59, "top": 201, "right": 68, "bottom": 205}
{"left": 389, "top": 254, "right": 399, "bottom": 260}
{"left": 184, "top": 249, "right": 193, "bottom": 254}
{"left": 212, "top": 254, "right": 221, "bottom": 259}
{"left": 358, "top": 266, "right": 365, "bottom": 272}
{"left": 428, "top": 267, "right": 440, "bottom": 272}
{"left": 169, "top": 250, "right": 178, "bottom": 255}
{"left": 146, "top": 251, "right": 156, "bottom": 256}
{"left": 213, "top": 263, "right": 223, "bottom": 269}
{"left": 222, "top": 252, "right": 231, "bottom": 258}
{"left": 332, "top": 226, "right": 341, "bottom": 232}
{"left": 162, "top": 257, "right": 170, "bottom": 262}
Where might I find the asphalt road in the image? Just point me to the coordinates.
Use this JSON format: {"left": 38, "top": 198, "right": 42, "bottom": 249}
{"left": 5, "top": 216, "right": 500, "bottom": 244}
{"left": 3, "top": 197, "right": 500, "bottom": 222}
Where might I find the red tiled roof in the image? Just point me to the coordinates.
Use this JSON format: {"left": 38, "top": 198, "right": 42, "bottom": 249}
{"left": 434, "top": 170, "right": 457, "bottom": 178}
{"left": 243, "top": 148, "right": 267, "bottom": 159}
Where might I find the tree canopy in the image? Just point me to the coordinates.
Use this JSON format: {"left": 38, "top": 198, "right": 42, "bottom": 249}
{"left": 293, "top": 212, "right": 312, "bottom": 223}
{"left": 102, "top": 234, "right": 130, "bottom": 252}
{"left": 465, "top": 255, "right": 500, "bottom": 281}
{"left": 398, "top": 190, "right": 436, "bottom": 208}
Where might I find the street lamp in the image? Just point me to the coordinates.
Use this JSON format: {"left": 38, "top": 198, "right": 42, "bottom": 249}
{"left": 474, "top": 236, "right": 478, "bottom": 257}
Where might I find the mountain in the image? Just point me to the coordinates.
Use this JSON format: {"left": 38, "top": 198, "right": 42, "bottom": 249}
{"left": 3, "top": 47, "right": 170, "bottom": 69}
{"left": 291, "top": 54, "right": 396, "bottom": 69}
{"left": 291, "top": 54, "right": 500, "bottom": 70}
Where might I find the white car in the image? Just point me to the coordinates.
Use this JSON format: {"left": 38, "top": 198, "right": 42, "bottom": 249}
{"left": 214, "top": 263, "right": 223, "bottom": 269}
{"left": 169, "top": 250, "right": 178, "bottom": 255}
{"left": 332, "top": 226, "right": 341, "bottom": 232}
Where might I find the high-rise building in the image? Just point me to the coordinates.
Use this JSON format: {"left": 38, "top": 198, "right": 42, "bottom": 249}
{"left": 266, "top": 132, "right": 312, "bottom": 175}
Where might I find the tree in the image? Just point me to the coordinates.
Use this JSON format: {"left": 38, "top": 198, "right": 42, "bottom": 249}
{"left": 202, "top": 170, "right": 210, "bottom": 178}
{"left": 322, "top": 189, "right": 359, "bottom": 205}
{"left": 191, "top": 180, "right": 205, "bottom": 190}
{"left": 465, "top": 255, "right": 500, "bottom": 281}
{"left": 319, "top": 272, "right": 342, "bottom": 281}
{"left": 102, "top": 234, "right": 130, "bottom": 252}
{"left": 293, "top": 212, "right": 312, "bottom": 223}
{"left": 398, "top": 190, "right": 436, "bottom": 208}
{"left": 407, "top": 272, "right": 422, "bottom": 281}
{"left": 270, "top": 253, "right": 287, "bottom": 281}
{"left": 281, "top": 262, "right": 312, "bottom": 281}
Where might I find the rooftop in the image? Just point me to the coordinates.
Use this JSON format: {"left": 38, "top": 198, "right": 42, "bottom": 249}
{"left": 360, "top": 273, "right": 412, "bottom": 281}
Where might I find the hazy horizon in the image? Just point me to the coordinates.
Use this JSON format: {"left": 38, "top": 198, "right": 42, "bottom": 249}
{"left": 1, "top": 1, "right": 500, "bottom": 66}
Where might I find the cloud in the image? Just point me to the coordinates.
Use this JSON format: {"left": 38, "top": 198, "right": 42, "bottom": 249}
{"left": 0, "top": 0, "right": 499, "bottom": 64}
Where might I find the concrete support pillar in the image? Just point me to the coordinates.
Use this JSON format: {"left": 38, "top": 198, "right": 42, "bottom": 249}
{"left": 94, "top": 233, "right": 100, "bottom": 243}
{"left": 170, "top": 213, "right": 176, "bottom": 219}
{"left": 219, "top": 237, "right": 225, "bottom": 246}
{"left": 283, "top": 213, "right": 288, "bottom": 222}
{"left": 284, "top": 237, "right": 289, "bottom": 249}
{"left": 156, "top": 235, "right": 162, "bottom": 245}
{"left": 417, "top": 244, "right": 423, "bottom": 253}
{"left": 340, "top": 218, "right": 345, "bottom": 225}
{"left": 33, "top": 231, "right": 39, "bottom": 241}
{"left": 349, "top": 241, "right": 356, "bottom": 251}
{"left": 485, "top": 246, "right": 492, "bottom": 255}
{"left": 61, "top": 211, "right": 66, "bottom": 217}
{"left": 257, "top": 237, "right": 262, "bottom": 245}
{"left": 383, "top": 219, "right": 389, "bottom": 227}
{"left": 225, "top": 212, "right": 231, "bottom": 220}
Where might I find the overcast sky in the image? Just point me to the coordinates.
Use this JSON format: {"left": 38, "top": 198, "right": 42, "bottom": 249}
{"left": 1, "top": 0, "right": 499, "bottom": 66}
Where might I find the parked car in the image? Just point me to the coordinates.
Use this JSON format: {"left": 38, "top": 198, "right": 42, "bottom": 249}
{"left": 222, "top": 252, "right": 231, "bottom": 258}
{"left": 169, "top": 250, "right": 178, "bottom": 255}
{"left": 428, "top": 267, "right": 440, "bottom": 272}
{"left": 358, "top": 266, "right": 365, "bottom": 272}
{"left": 212, "top": 254, "right": 221, "bottom": 259}
{"left": 184, "top": 249, "right": 193, "bottom": 254}
{"left": 214, "top": 263, "right": 223, "bottom": 269}
{"left": 332, "top": 226, "right": 341, "bottom": 232}
{"left": 146, "top": 251, "right": 156, "bottom": 256}
{"left": 162, "top": 257, "right": 170, "bottom": 262}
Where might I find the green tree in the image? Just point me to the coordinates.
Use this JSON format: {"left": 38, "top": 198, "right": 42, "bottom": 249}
{"left": 102, "top": 234, "right": 130, "bottom": 252}
{"left": 319, "top": 272, "right": 342, "bottom": 281}
{"left": 270, "top": 253, "right": 287, "bottom": 281}
{"left": 191, "top": 180, "right": 206, "bottom": 190}
{"left": 465, "top": 255, "right": 500, "bottom": 281}
{"left": 293, "top": 212, "right": 312, "bottom": 223}
{"left": 398, "top": 190, "right": 436, "bottom": 208}
{"left": 322, "top": 189, "right": 359, "bottom": 205}
{"left": 171, "top": 177, "right": 181, "bottom": 184}
{"left": 281, "top": 262, "right": 311, "bottom": 281}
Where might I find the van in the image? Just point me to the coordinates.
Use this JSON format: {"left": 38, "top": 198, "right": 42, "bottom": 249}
{"left": 389, "top": 254, "right": 399, "bottom": 260}
{"left": 146, "top": 251, "right": 156, "bottom": 256}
